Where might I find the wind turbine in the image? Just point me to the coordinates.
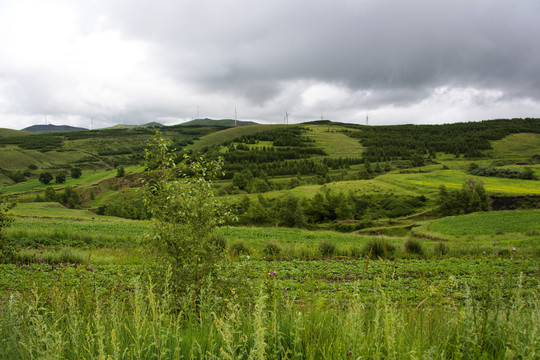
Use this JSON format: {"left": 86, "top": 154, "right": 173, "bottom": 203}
{"left": 284, "top": 111, "right": 289, "bottom": 125}
{"left": 366, "top": 113, "right": 369, "bottom": 126}
{"left": 235, "top": 106, "right": 238, "bottom": 126}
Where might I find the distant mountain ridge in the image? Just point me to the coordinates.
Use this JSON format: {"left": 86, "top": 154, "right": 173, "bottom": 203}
{"left": 178, "top": 118, "right": 258, "bottom": 127}
{"left": 23, "top": 124, "right": 88, "bottom": 134}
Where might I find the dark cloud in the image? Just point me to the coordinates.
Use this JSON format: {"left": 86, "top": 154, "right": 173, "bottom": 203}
{"left": 1, "top": 0, "right": 540, "bottom": 129}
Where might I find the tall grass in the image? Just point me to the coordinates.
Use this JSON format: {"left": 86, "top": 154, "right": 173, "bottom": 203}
{"left": 1, "top": 268, "right": 538, "bottom": 359}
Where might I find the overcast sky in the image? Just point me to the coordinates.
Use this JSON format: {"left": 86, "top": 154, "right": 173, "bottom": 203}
{"left": 1, "top": 0, "right": 540, "bottom": 130}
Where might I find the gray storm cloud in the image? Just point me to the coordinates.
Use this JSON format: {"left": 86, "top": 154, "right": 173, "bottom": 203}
{"left": 1, "top": 0, "right": 540, "bottom": 129}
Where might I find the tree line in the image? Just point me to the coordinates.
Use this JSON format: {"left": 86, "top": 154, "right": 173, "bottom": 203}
{"left": 342, "top": 118, "right": 540, "bottom": 162}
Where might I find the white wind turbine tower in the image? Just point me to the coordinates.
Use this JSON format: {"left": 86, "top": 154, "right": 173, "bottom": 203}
{"left": 366, "top": 113, "right": 369, "bottom": 126}
{"left": 235, "top": 106, "right": 238, "bottom": 126}
{"left": 284, "top": 111, "right": 289, "bottom": 125}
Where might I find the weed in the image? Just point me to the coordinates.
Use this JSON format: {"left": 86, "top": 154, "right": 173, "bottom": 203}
{"left": 318, "top": 240, "right": 337, "bottom": 257}
{"left": 403, "top": 238, "right": 424, "bottom": 255}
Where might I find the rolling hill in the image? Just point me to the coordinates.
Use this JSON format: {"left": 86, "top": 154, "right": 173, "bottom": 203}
{"left": 23, "top": 124, "right": 88, "bottom": 133}
{"left": 178, "top": 118, "right": 258, "bottom": 127}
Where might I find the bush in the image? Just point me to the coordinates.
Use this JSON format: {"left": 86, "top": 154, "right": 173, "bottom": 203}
{"left": 55, "top": 173, "right": 66, "bottom": 184}
{"left": 70, "top": 167, "right": 82, "bottom": 179}
{"left": 403, "top": 239, "right": 424, "bottom": 255}
{"left": 362, "top": 238, "right": 395, "bottom": 259}
{"left": 433, "top": 242, "right": 449, "bottom": 257}
{"left": 349, "top": 246, "right": 362, "bottom": 259}
{"left": 116, "top": 166, "right": 125, "bottom": 178}
{"left": 43, "top": 187, "right": 58, "bottom": 202}
{"left": 208, "top": 233, "right": 227, "bottom": 253}
{"left": 263, "top": 241, "right": 283, "bottom": 258}
{"left": 230, "top": 241, "right": 251, "bottom": 256}
{"left": 39, "top": 172, "right": 53, "bottom": 185}
{"left": 318, "top": 240, "right": 336, "bottom": 257}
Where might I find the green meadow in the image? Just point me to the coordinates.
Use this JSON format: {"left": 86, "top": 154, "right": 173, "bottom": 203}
{"left": 1, "top": 119, "right": 540, "bottom": 358}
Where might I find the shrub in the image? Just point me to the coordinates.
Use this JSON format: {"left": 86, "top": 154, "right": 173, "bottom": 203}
{"left": 318, "top": 240, "right": 336, "bottom": 257}
{"left": 116, "top": 166, "right": 125, "bottom": 178}
{"left": 208, "top": 233, "right": 227, "bottom": 253}
{"left": 0, "top": 197, "right": 16, "bottom": 264}
{"left": 362, "top": 238, "right": 395, "bottom": 259}
{"left": 403, "top": 239, "right": 424, "bottom": 255}
{"left": 55, "top": 173, "right": 66, "bottom": 184}
{"left": 433, "top": 242, "right": 449, "bottom": 257}
{"left": 349, "top": 246, "right": 362, "bottom": 259}
{"left": 230, "top": 241, "right": 251, "bottom": 256}
{"left": 263, "top": 241, "right": 283, "bottom": 258}
{"left": 43, "top": 187, "right": 58, "bottom": 202}
{"left": 39, "top": 172, "right": 53, "bottom": 185}
{"left": 70, "top": 167, "right": 82, "bottom": 179}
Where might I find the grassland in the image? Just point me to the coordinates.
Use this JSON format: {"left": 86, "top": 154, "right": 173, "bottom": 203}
{"left": 0, "top": 128, "right": 31, "bottom": 136}
{"left": 306, "top": 125, "right": 365, "bottom": 157}
{"left": 1, "top": 120, "right": 540, "bottom": 358}
{"left": 1, "top": 203, "right": 539, "bottom": 358}
{"left": 378, "top": 169, "right": 540, "bottom": 195}
{"left": 189, "top": 124, "right": 285, "bottom": 151}
{"left": 490, "top": 132, "right": 540, "bottom": 159}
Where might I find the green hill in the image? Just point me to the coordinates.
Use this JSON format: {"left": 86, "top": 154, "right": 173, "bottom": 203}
{"left": 23, "top": 124, "right": 88, "bottom": 133}
{"left": 2, "top": 117, "right": 539, "bottom": 234}
{"left": 0, "top": 128, "right": 31, "bottom": 136}
{"left": 178, "top": 118, "right": 258, "bottom": 127}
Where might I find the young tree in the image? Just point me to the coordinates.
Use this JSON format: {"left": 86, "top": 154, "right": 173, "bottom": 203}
{"left": 116, "top": 166, "right": 125, "bottom": 178}
{"left": 39, "top": 172, "right": 53, "bottom": 185}
{"left": 44, "top": 187, "right": 58, "bottom": 202}
{"left": 143, "top": 132, "right": 233, "bottom": 298}
{"left": 55, "top": 173, "right": 66, "bottom": 184}
{"left": 70, "top": 167, "right": 82, "bottom": 179}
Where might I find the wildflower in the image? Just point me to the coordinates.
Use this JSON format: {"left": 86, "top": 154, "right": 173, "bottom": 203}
{"left": 482, "top": 250, "right": 486, "bottom": 254}
{"left": 268, "top": 271, "right": 275, "bottom": 276}
{"left": 493, "top": 241, "right": 497, "bottom": 246}
{"left": 510, "top": 247, "right": 516, "bottom": 253}
{"left": 347, "top": 349, "right": 352, "bottom": 358}
{"left": 48, "top": 296, "right": 52, "bottom": 300}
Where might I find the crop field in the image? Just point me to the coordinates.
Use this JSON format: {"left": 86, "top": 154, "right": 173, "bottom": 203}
{"left": 427, "top": 209, "right": 540, "bottom": 236}
{"left": 379, "top": 169, "right": 540, "bottom": 195}
{"left": 1, "top": 209, "right": 539, "bottom": 358}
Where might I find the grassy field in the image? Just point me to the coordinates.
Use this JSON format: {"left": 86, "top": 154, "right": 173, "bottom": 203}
{"left": 1, "top": 204, "right": 539, "bottom": 358}
{"left": 306, "top": 125, "right": 365, "bottom": 157}
{"left": 0, "top": 146, "right": 90, "bottom": 170}
{"left": 0, "top": 128, "right": 31, "bottom": 136}
{"left": 490, "top": 132, "right": 540, "bottom": 159}
{"left": 1, "top": 121, "right": 540, "bottom": 358}
{"left": 428, "top": 209, "right": 540, "bottom": 236}
{"left": 189, "top": 124, "right": 285, "bottom": 151}
{"left": 378, "top": 169, "right": 540, "bottom": 195}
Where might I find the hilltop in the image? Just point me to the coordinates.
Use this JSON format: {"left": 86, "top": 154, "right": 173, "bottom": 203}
{"left": 0, "top": 128, "right": 31, "bottom": 137}
{"left": 23, "top": 124, "right": 88, "bottom": 133}
{"left": 178, "top": 118, "right": 258, "bottom": 127}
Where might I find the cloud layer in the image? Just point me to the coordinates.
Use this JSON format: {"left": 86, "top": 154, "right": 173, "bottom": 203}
{"left": 1, "top": 0, "right": 540, "bottom": 129}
